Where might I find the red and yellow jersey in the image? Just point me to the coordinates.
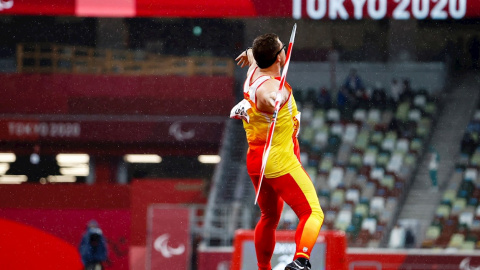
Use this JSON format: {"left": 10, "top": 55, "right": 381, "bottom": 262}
{"left": 230, "top": 67, "right": 301, "bottom": 178}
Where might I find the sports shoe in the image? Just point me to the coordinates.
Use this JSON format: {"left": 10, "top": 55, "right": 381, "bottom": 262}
{"left": 285, "top": 258, "right": 311, "bottom": 270}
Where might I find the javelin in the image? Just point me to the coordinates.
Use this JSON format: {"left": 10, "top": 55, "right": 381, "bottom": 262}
{"left": 255, "top": 23, "right": 297, "bottom": 205}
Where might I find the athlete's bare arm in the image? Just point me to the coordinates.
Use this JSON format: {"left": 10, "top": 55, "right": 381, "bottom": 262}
{"left": 256, "top": 80, "right": 288, "bottom": 114}
{"left": 235, "top": 48, "right": 257, "bottom": 75}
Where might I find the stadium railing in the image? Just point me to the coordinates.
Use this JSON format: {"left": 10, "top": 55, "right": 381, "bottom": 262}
{"left": 16, "top": 43, "right": 234, "bottom": 76}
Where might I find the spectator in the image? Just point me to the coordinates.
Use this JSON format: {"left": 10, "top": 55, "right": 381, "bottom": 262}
{"left": 388, "top": 224, "right": 406, "bottom": 249}
{"left": 343, "top": 68, "right": 364, "bottom": 94}
{"left": 371, "top": 82, "right": 387, "bottom": 110}
{"left": 390, "top": 78, "right": 403, "bottom": 104}
{"left": 388, "top": 117, "right": 402, "bottom": 137}
{"left": 399, "top": 79, "right": 414, "bottom": 103}
{"left": 428, "top": 147, "right": 439, "bottom": 192}
{"left": 460, "top": 132, "right": 477, "bottom": 156}
{"left": 404, "top": 227, "right": 416, "bottom": 248}
{"left": 79, "top": 220, "right": 108, "bottom": 270}
{"left": 316, "top": 87, "right": 332, "bottom": 109}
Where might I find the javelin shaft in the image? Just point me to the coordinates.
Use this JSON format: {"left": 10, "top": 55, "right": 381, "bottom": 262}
{"left": 254, "top": 24, "right": 297, "bottom": 205}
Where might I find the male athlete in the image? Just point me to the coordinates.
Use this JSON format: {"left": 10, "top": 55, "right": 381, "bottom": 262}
{"left": 230, "top": 33, "right": 324, "bottom": 270}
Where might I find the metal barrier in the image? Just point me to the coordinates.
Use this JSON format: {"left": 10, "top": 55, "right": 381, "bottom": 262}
{"left": 16, "top": 43, "right": 234, "bottom": 76}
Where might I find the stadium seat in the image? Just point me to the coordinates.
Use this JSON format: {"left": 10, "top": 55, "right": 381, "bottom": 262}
{"left": 425, "top": 226, "right": 441, "bottom": 241}
{"left": 345, "top": 189, "right": 360, "bottom": 204}
{"left": 361, "top": 218, "right": 377, "bottom": 234}
{"left": 452, "top": 198, "right": 467, "bottom": 215}
{"left": 435, "top": 205, "right": 451, "bottom": 218}
{"left": 354, "top": 203, "right": 369, "bottom": 218}
{"left": 343, "top": 124, "right": 358, "bottom": 144}
{"left": 335, "top": 209, "right": 353, "bottom": 231}
{"left": 414, "top": 95, "right": 426, "bottom": 108}
{"left": 361, "top": 182, "right": 376, "bottom": 200}
{"left": 327, "top": 109, "right": 340, "bottom": 123}
{"left": 459, "top": 211, "right": 474, "bottom": 228}
{"left": 353, "top": 109, "right": 367, "bottom": 123}
{"left": 448, "top": 233, "right": 465, "bottom": 249}
{"left": 331, "top": 189, "right": 345, "bottom": 208}
{"left": 328, "top": 167, "right": 344, "bottom": 190}
{"left": 370, "top": 196, "right": 385, "bottom": 215}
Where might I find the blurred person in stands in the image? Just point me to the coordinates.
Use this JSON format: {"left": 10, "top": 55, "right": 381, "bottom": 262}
{"left": 461, "top": 132, "right": 477, "bottom": 156}
{"left": 390, "top": 78, "right": 403, "bottom": 105}
{"left": 343, "top": 68, "right": 364, "bottom": 94}
{"left": 316, "top": 86, "right": 332, "bottom": 110}
{"left": 428, "top": 147, "right": 439, "bottom": 192}
{"left": 399, "top": 79, "right": 414, "bottom": 103}
{"left": 404, "top": 227, "right": 416, "bottom": 248}
{"left": 79, "top": 220, "right": 108, "bottom": 270}
{"left": 388, "top": 223, "right": 406, "bottom": 249}
{"left": 370, "top": 82, "right": 387, "bottom": 110}
{"left": 232, "top": 33, "right": 324, "bottom": 270}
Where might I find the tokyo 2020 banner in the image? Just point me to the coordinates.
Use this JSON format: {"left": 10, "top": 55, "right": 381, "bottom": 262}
{"left": 0, "top": 0, "right": 478, "bottom": 19}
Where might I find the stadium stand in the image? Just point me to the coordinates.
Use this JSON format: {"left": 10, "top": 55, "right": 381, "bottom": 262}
{"left": 279, "top": 83, "right": 439, "bottom": 248}
{"left": 421, "top": 103, "right": 480, "bottom": 250}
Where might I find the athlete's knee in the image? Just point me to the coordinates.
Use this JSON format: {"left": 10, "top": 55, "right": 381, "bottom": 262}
{"left": 307, "top": 201, "right": 324, "bottom": 224}
{"left": 260, "top": 212, "right": 282, "bottom": 229}
{"left": 313, "top": 206, "right": 324, "bottom": 224}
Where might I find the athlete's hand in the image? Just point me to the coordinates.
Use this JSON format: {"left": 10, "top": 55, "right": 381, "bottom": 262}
{"left": 235, "top": 48, "right": 252, "bottom": 68}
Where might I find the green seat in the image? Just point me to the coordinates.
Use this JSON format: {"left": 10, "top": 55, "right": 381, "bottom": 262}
{"left": 370, "top": 131, "right": 384, "bottom": 146}
{"left": 395, "top": 102, "right": 410, "bottom": 122}
{"left": 461, "top": 241, "right": 476, "bottom": 250}
{"left": 448, "top": 233, "right": 465, "bottom": 248}
{"left": 404, "top": 153, "right": 416, "bottom": 167}
{"left": 442, "top": 189, "right": 457, "bottom": 204}
{"left": 381, "top": 175, "right": 395, "bottom": 190}
{"left": 354, "top": 203, "right": 369, "bottom": 218}
{"left": 410, "top": 138, "right": 423, "bottom": 153}
{"left": 349, "top": 153, "right": 363, "bottom": 169}
{"left": 319, "top": 156, "right": 334, "bottom": 173}
{"left": 452, "top": 198, "right": 467, "bottom": 215}
{"left": 435, "top": 204, "right": 450, "bottom": 218}
{"left": 425, "top": 102, "right": 437, "bottom": 116}
{"left": 377, "top": 152, "right": 390, "bottom": 167}
{"left": 299, "top": 126, "right": 315, "bottom": 147}
{"left": 425, "top": 226, "right": 441, "bottom": 240}
{"left": 306, "top": 167, "right": 317, "bottom": 180}
{"left": 354, "top": 130, "right": 370, "bottom": 152}
{"left": 331, "top": 189, "right": 345, "bottom": 207}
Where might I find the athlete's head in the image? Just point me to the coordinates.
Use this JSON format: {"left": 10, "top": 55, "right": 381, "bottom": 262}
{"left": 252, "top": 33, "right": 286, "bottom": 69}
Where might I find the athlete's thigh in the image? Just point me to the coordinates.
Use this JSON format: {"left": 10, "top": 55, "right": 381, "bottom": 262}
{"left": 268, "top": 167, "right": 320, "bottom": 214}
{"left": 251, "top": 174, "right": 284, "bottom": 216}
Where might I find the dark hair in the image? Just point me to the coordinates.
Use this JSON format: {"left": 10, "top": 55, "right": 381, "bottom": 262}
{"left": 252, "top": 33, "right": 281, "bottom": 69}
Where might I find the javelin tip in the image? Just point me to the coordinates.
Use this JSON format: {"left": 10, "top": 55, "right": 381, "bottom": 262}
{"left": 290, "top": 24, "right": 297, "bottom": 44}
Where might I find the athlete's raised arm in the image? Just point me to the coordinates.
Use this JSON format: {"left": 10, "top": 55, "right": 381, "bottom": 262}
{"left": 235, "top": 48, "right": 257, "bottom": 75}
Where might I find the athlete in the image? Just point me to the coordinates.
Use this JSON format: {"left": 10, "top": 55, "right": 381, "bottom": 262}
{"left": 230, "top": 33, "right": 324, "bottom": 270}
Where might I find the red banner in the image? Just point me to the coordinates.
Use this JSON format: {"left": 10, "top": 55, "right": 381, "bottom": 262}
{"left": 0, "top": 0, "right": 479, "bottom": 19}
{"left": 146, "top": 205, "right": 191, "bottom": 270}
{"left": 0, "top": 118, "right": 225, "bottom": 145}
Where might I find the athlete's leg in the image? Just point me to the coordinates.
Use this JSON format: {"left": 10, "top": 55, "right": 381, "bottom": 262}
{"left": 250, "top": 174, "right": 284, "bottom": 270}
{"left": 267, "top": 166, "right": 324, "bottom": 261}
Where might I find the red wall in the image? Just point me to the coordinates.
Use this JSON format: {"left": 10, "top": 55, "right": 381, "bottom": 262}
{"left": 0, "top": 73, "right": 234, "bottom": 116}
{"left": 0, "top": 184, "right": 130, "bottom": 209}
{"left": 130, "top": 179, "right": 207, "bottom": 246}
{"left": 0, "top": 179, "right": 207, "bottom": 250}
